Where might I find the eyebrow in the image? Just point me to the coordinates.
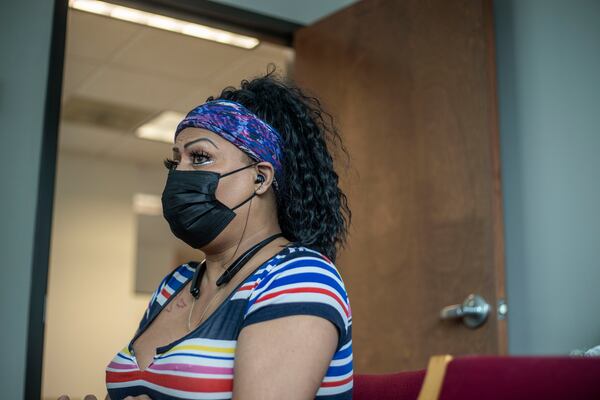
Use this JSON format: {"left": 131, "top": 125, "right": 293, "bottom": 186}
{"left": 173, "top": 137, "right": 219, "bottom": 152}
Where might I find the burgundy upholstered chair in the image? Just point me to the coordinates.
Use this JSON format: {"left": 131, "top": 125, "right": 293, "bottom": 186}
{"left": 418, "top": 354, "right": 600, "bottom": 400}
{"left": 353, "top": 369, "right": 426, "bottom": 400}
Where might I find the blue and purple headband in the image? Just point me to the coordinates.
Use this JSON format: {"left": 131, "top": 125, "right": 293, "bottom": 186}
{"left": 174, "top": 99, "right": 284, "bottom": 192}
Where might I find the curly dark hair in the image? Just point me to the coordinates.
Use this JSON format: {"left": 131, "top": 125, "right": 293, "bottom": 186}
{"left": 206, "top": 64, "right": 351, "bottom": 262}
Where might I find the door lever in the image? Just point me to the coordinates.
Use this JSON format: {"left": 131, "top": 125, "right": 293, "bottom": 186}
{"left": 440, "top": 294, "right": 490, "bottom": 329}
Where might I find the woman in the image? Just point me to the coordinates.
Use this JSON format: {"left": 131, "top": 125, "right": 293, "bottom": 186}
{"left": 63, "top": 67, "right": 353, "bottom": 400}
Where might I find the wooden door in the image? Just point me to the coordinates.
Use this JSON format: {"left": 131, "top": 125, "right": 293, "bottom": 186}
{"left": 293, "top": 0, "right": 506, "bottom": 372}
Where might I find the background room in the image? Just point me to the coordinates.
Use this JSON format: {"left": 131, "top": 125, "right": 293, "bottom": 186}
{"left": 2, "top": 0, "right": 600, "bottom": 399}
{"left": 43, "top": 2, "right": 295, "bottom": 397}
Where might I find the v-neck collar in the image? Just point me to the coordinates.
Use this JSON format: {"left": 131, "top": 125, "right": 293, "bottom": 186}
{"left": 127, "top": 244, "right": 293, "bottom": 365}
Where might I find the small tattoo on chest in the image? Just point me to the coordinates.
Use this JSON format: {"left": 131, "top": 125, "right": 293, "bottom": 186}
{"left": 165, "top": 296, "right": 188, "bottom": 313}
{"left": 175, "top": 296, "right": 188, "bottom": 309}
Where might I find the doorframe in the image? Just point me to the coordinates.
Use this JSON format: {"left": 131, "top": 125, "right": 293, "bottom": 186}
{"left": 26, "top": 0, "right": 298, "bottom": 398}
{"left": 25, "top": 0, "right": 67, "bottom": 398}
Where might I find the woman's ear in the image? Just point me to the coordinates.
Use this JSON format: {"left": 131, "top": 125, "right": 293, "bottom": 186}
{"left": 254, "top": 162, "right": 275, "bottom": 195}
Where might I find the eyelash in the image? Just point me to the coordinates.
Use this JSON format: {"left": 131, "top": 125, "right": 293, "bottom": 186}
{"left": 163, "top": 158, "right": 178, "bottom": 170}
{"left": 163, "top": 150, "right": 212, "bottom": 170}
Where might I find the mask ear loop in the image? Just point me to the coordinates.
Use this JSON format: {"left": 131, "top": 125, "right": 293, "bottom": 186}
{"left": 231, "top": 191, "right": 256, "bottom": 211}
{"left": 219, "top": 161, "right": 259, "bottom": 179}
{"left": 219, "top": 161, "right": 262, "bottom": 268}
{"left": 230, "top": 163, "right": 262, "bottom": 211}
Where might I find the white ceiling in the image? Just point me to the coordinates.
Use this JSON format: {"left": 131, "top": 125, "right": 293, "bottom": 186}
{"left": 60, "top": 8, "right": 294, "bottom": 167}
{"left": 208, "top": 0, "right": 359, "bottom": 25}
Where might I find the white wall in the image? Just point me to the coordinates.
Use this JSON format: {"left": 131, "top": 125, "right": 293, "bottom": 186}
{"left": 42, "top": 150, "right": 169, "bottom": 399}
{"left": 494, "top": 0, "right": 600, "bottom": 354}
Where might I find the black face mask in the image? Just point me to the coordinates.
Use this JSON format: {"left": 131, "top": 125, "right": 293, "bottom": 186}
{"left": 161, "top": 162, "right": 258, "bottom": 249}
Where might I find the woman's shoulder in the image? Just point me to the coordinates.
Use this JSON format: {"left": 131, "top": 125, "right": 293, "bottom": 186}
{"left": 266, "top": 244, "right": 344, "bottom": 277}
{"left": 242, "top": 243, "right": 352, "bottom": 350}
{"left": 251, "top": 243, "right": 351, "bottom": 306}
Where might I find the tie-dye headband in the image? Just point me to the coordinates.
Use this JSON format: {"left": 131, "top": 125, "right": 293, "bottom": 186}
{"left": 174, "top": 99, "right": 284, "bottom": 192}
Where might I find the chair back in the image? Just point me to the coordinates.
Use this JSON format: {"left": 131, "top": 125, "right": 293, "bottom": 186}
{"left": 353, "top": 369, "right": 426, "bottom": 400}
{"left": 418, "top": 355, "right": 600, "bottom": 400}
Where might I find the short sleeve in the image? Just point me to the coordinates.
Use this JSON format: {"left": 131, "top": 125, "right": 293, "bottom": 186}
{"left": 240, "top": 248, "right": 351, "bottom": 351}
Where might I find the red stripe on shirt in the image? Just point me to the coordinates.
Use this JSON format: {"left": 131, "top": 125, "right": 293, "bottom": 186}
{"left": 160, "top": 287, "right": 171, "bottom": 299}
{"left": 320, "top": 374, "right": 353, "bottom": 388}
{"left": 106, "top": 370, "right": 233, "bottom": 392}
{"left": 254, "top": 287, "right": 349, "bottom": 318}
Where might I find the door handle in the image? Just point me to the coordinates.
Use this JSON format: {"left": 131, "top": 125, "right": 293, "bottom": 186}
{"left": 440, "top": 294, "right": 490, "bottom": 329}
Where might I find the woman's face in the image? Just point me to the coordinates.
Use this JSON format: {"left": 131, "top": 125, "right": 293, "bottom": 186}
{"left": 168, "top": 127, "right": 278, "bottom": 252}
{"left": 171, "top": 127, "right": 257, "bottom": 210}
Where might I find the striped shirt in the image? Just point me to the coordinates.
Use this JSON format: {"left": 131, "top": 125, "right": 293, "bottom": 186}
{"left": 105, "top": 245, "right": 353, "bottom": 399}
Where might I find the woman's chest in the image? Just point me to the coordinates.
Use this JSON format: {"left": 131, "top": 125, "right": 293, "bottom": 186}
{"left": 106, "top": 336, "right": 239, "bottom": 399}
{"left": 131, "top": 287, "right": 219, "bottom": 370}
{"left": 134, "top": 283, "right": 254, "bottom": 363}
{"left": 106, "top": 300, "right": 251, "bottom": 399}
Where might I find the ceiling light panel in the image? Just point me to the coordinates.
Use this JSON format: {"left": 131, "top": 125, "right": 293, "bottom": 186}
{"left": 68, "top": 0, "right": 260, "bottom": 49}
{"left": 136, "top": 111, "right": 185, "bottom": 143}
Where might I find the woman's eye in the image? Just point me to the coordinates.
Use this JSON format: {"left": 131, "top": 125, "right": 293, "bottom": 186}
{"left": 190, "top": 151, "right": 211, "bottom": 165}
